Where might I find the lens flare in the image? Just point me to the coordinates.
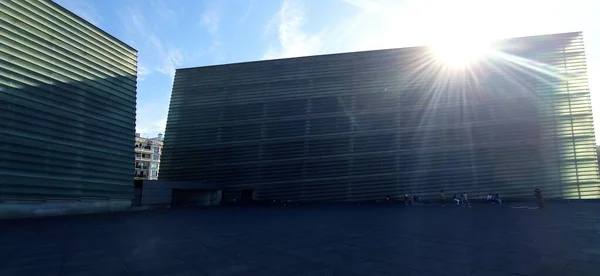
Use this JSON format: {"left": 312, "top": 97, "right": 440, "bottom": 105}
{"left": 430, "top": 40, "right": 491, "bottom": 68}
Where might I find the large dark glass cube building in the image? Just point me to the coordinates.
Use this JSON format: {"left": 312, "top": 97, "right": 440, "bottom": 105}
{"left": 161, "top": 32, "right": 599, "bottom": 201}
{"left": 1, "top": 0, "right": 137, "bottom": 217}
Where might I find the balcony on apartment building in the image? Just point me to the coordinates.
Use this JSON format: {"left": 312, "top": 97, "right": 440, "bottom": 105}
{"left": 135, "top": 153, "right": 153, "bottom": 161}
{"left": 135, "top": 144, "right": 153, "bottom": 153}
{"left": 135, "top": 171, "right": 147, "bottom": 179}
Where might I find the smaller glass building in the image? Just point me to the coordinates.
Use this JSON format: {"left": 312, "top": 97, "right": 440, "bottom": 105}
{"left": 0, "top": 0, "right": 137, "bottom": 217}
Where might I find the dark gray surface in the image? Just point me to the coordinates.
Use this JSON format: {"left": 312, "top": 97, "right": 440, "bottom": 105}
{"left": 162, "top": 31, "right": 597, "bottom": 203}
{"left": 1, "top": 203, "right": 599, "bottom": 276}
{"left": 2, "top": 0, "right": 137, "bottom": 216}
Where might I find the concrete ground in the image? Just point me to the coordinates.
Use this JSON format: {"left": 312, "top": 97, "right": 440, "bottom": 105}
{"left": 1, "top": 203, "right": 599, "bottom": 276}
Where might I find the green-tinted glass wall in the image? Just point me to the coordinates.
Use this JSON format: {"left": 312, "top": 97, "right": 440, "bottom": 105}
{"left": 161, "top": 32, "right": 598, "bottom": 202}
{"left": 0, "top": 0, "right": 137, "bottom": 217}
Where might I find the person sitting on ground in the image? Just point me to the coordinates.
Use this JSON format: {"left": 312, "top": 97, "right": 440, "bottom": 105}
{"left": 487, "top": 193, "right": 493, "bottom": 203}
{"left": 440, "top": 190, "right": 445, "bottom": 207}
{"left": 462, "top": 193, "right": 471, "bottom": 207}
{"left": 534, "top": 188, "right": 544, "bottom": 209}
{"left": 495, "top": 194, "right": 502, "bottom": 204}
{"left": 453, "top": 194, "right": 461, "bottom": 206}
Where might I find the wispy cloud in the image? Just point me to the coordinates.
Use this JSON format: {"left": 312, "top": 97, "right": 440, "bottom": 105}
{"left": 200, "top": 8, "right": 221, "bottom": 36}
{"left": 136, "top": 119, "right": 167, "bottom": 137}
{"left": 342, "top": 0, "right": 387, "bottom": 14}
{"left": 199, "top": 2, "right": 226, "bottom": 63}
{"left": 136, "top": 116, "right": 168, "bottom": 137}
{"left": 128, "top": 7, "right": 148, "bottom": 35}
{"left": 137, "top": 65, "right": 151, "bottom": 81}
{"left": 262, "top": 0, "right": 325, "bottom": 60}
{"left": 119, "top": 6, "right": 184, "bottom": 78}
{"left": 116, "top": 6, "right": 149, "bottom": 47}
{"left": 336, "top": 0, "right": 433, "bottom": 52}
{"left": 58, "top": 0, "right": 103, "bottom": 26}
{"left": 135, "top": 94, "right": 171, "bottom": 137}
{"left": 238, "top": 0, "right": 256, "bottom": 23}
{"left": 116, "top": 4, "right": 182, "bottom": 136}
{"left": 149, "top": 34, "right": 183, "bottom": 77}
{"left": 152, "top": 0, "right": 177, "bottom": 22}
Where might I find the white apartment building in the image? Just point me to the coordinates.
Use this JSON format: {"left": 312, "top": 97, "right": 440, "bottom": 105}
{"left": 135, "top": 133, "right": 163, "bottom": 180}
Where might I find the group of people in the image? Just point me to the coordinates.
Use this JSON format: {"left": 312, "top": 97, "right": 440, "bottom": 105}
{"left": 453, "top": 192, "right": 471, "bottom": 207}
{"left": 403, "top": 193, "right": 422, "bottom": 205}
{"left": 486, "top": 193, "right": 502, "bottom": 204}
{"left": 398, "top": 188, "right": 543, "bottom": 208}
{"left": 438, "top": 190, "right": 471, "bottom": 207}
{"left": 439, "top": 190, "right": 505, "bottom": 207}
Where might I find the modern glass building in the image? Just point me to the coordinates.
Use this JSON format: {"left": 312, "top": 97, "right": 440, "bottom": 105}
{"left": 161, "top": 32, "right": 598, "bottom": 202}
{"left": 0, "top": 0, "right": 137, "bottom": 217}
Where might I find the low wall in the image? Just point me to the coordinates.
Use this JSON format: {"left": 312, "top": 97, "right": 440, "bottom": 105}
{"left": 139, "top": 180, "right": 224, "bottom": 206}
{"left": 0, "top": 199, "right": 132, "bottom": 219}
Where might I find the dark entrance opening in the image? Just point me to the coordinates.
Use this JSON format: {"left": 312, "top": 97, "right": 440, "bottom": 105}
{"left": 172, "top": 189, "right": 222, "bottom": 207}
{"left": 241, "top": 189, "right": 254, "bottom": 202}
{"left": 172, "top": 189, "right": 187, "bottom": 207}
{"left": 172, "top": 189, "right": 205, "bottom": 207}
{"left": 133, "top": 180, "right": 143, "bottom": 206}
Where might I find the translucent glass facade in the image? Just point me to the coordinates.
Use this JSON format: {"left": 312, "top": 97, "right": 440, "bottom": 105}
{"left": 0, "top": 0, "right": 137, "bottom": 215}
{"left": 161, "top": 32, "right": 598, "bottom": 201}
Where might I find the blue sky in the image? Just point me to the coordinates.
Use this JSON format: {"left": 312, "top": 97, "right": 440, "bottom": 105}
{"left": 56, "top": 0, "right": 600, "bottom": 140}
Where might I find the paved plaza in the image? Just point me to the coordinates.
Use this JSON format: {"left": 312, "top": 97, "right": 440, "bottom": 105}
{"left": 1, "top": 202, "right": 599, "bottom": 276}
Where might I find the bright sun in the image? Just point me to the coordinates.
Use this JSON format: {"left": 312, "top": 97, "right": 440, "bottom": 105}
{"left": 430, "top": 40, "right": 492, "bottom": 68}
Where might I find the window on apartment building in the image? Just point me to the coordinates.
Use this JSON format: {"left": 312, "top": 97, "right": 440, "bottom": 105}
{"left": 153, "top": 154, "right": 159, "bottom": 160}
{"left": 152, "top": 171, "right": 158, "bottom": 177}
{"left": 153, "top": 147, "right": 160, "bottom": 153}
{"left": 151, "top": 163, "right": 158, "bottom": 169}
